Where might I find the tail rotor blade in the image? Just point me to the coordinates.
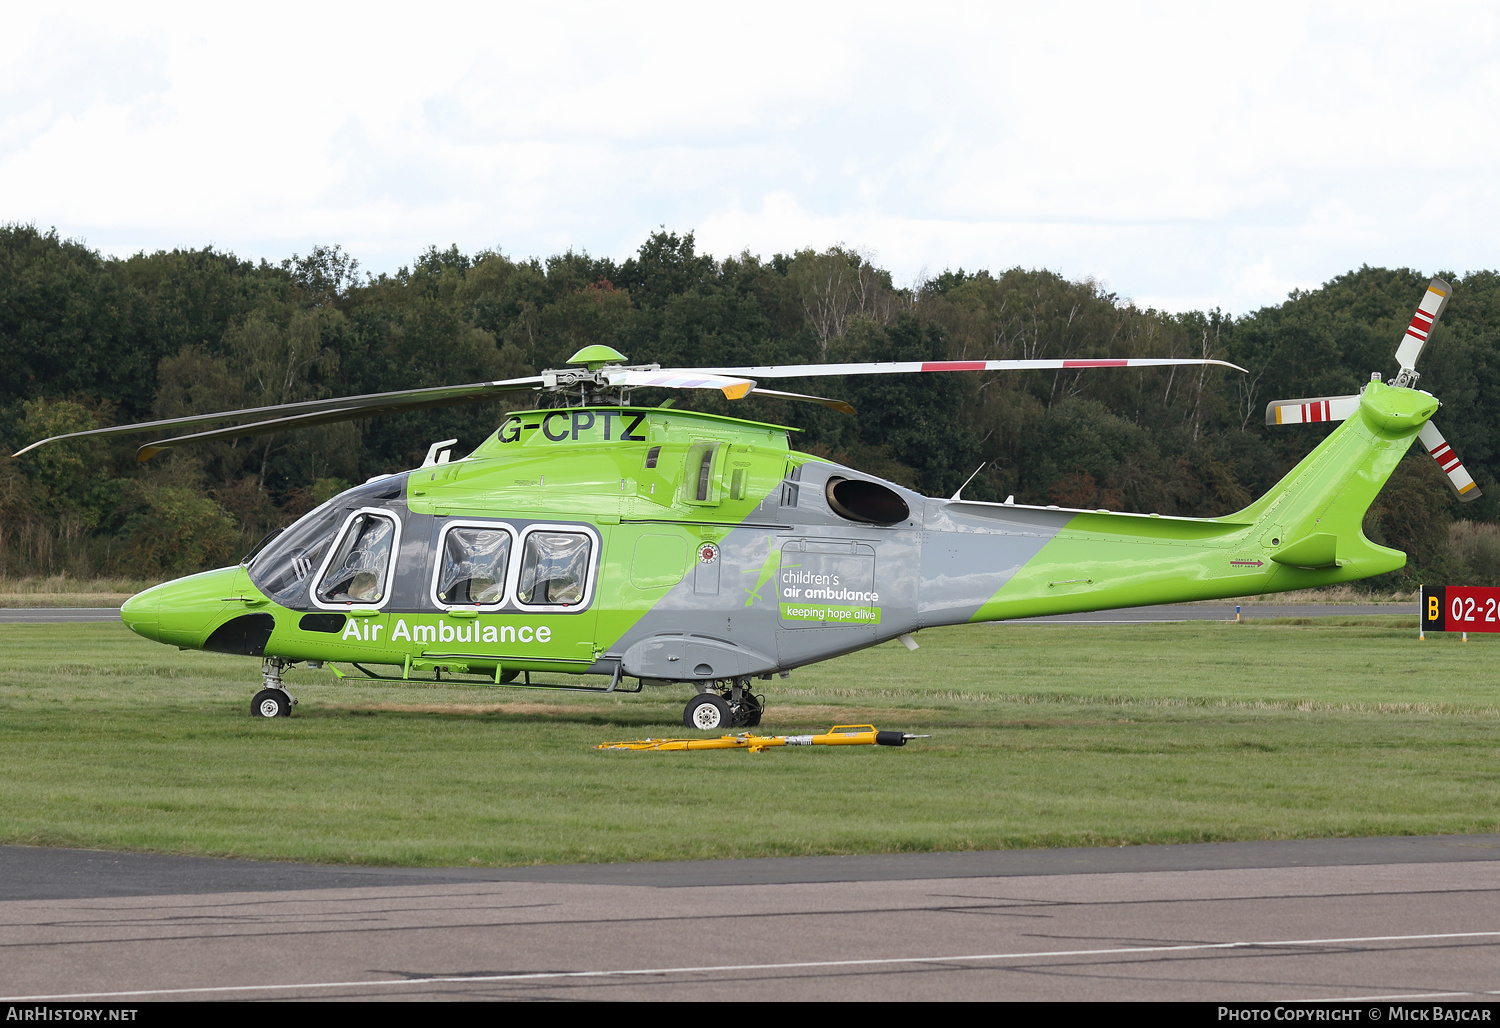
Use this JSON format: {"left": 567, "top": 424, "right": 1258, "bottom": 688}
{"left": 1418, "top": 421, "right": 1481, "bottom": 501}
{"left": 1265, "top": 394, "right": 1360, "bottom": 426}
{"left": 1394, "top": 278, "right": 1452, "bottom": 374}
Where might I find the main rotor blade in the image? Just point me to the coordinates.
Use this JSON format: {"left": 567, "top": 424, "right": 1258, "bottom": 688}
{"left": 13, "top": 376, "right": 546, "bottom": 458}
{"left": 603, "top": 369, "right": 757, "bottom": 399}
{"left": 1265, "top": 394, "right": 1360, "bottom": 426}
{"left": 676, "top": 357, "right": 1248, "bottom": 379}
{"left": 1417, "top": 421, "right": 1481, "bottom": 502}
{"left": 1394, "top": 278, "right": 1452, "bottom": 373}
{"left": 134, "top": 387, "right": 542, "bottom": 461}
{"left": 747, "top": 387, "right": 857, "bottom": 414}
{"left": 604, "top": 369, "right": 855, "bottom": 413}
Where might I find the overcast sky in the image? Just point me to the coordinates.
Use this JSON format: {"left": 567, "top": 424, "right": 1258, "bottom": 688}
{"left": 4, "top": 1, "right": 1498, "bottom": 315}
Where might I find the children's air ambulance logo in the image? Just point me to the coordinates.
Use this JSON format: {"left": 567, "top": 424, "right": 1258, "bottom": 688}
{"left": 698, "top": 542, "right": 719, "bottom": 565}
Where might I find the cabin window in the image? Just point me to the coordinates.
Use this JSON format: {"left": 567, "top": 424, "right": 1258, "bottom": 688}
{"left": 516, "top": 529, "right": 595, "bottom": 609}
{"left": 314, "top": 510, "right": 399, "bottom": 607}
{"left": 434, "top": 524, "right": 514, "bottom": 607}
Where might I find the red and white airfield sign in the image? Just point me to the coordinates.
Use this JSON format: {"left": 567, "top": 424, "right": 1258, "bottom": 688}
{"left": 1420, "top": 585, "right": 1500, "bottom": 635}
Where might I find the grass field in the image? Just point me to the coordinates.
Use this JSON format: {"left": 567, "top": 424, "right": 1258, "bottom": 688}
{"left": 0, "top": 618, "right": 1495, "bottom": 867}
{"left": 0, "top": 577, "right": 160, "bottom": 608}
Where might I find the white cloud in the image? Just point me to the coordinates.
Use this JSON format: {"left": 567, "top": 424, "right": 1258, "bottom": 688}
{"left": 3, "top": 0, "right": 1499, "bottom": 313}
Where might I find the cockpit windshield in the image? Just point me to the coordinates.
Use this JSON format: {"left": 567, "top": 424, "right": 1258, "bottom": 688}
{"left": 246, "top": 473, "right": 409, "bottom": 607}
{"left": 247, "top": 502, "right": 344, "bottom": 606}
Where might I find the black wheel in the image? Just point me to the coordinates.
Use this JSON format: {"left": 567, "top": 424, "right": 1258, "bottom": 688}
{"left": 251, "top": 689, "right": 291, "bottom": 718}
{"left": 683, "top": 693, "right": 731, "bottom": 731}
{"left": 732, "top": 691, "right": 764, "bottom": 728}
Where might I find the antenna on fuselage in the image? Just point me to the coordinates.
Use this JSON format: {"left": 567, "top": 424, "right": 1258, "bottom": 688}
{"left": 949, "top": 462, "right": 987, "bottom": 501}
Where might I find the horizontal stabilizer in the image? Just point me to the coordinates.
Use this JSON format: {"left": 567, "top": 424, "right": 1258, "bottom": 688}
{"left": 1271, "top": 532, "right": 1339, "bottom": 569}
{"left": 1265, "top": 394, "right": 1360, "bottom": 426}
{"left": 1418, "top": 421, "right": 1481, "bottom": 501}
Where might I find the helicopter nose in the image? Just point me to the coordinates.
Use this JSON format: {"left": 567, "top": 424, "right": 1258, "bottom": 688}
{"left": 120, "top": 567, "right": 244, "bottom": 648}
{"left": 119, "top": 590, "right": 159, "bottom": 640}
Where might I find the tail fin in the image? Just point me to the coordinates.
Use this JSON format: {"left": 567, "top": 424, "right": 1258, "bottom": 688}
{"left": 1224, "top": 380, "right": 1437, "bottom": 577}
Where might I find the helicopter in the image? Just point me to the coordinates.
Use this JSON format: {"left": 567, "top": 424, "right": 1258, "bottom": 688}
{"left": 14, "top": 279, "right": 1478, "bottom": 729}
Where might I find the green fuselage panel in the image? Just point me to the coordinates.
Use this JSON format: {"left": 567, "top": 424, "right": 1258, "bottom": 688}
{"left": 121, "top": 382, "right": 1437, "bottom": 680}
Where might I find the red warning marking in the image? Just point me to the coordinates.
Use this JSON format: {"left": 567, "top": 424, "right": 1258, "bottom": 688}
{"left": 920, "top": 361, "right": 986, "bottom": 371}
{"left": 1302, "top": 400, "right": 1331, "bottom": 423}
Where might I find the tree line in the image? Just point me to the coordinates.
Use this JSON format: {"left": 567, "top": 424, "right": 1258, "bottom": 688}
{"left": 2, "top": 223, "right": 1497, "bottom": 588}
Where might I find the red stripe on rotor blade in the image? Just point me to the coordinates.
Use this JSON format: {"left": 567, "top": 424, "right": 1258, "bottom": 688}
{"left": 1413, "top": 310, "right": 1434, "bottom": 325}
{"left": 1431, "top": 444, "right": 1452, "bottom": 460}
{"left": 1062, "top": 359, "right": 1129, "bottom": 367}
{"left": 920, "top": 361, "right": 987, "bottom": 371}
{"left": 1441, "top": 457, "right": 1462, "bottom": 473}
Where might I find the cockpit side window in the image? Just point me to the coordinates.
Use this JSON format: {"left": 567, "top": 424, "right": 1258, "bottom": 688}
{"left": 315, "top": 511, "right": 399, "bottom": 606}
{"left": 516, "top": 530, "right": 594, "bottom": 609}
{"left": 434, "top": 525, "right": 513, "bottom": 607}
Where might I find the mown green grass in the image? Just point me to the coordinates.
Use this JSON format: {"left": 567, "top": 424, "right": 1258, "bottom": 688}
{"left": 0, "top": 619, "right": 1496, "bottom": 866}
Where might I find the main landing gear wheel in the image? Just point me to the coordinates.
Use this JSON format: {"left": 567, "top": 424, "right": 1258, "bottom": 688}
{"left": 684, "top": 693, "right": 731, "bottom": 730}
{"left": 251, "top": 689, "right": 292, "bottom": 718}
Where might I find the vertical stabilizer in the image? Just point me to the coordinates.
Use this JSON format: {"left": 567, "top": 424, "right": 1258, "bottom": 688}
{"left": 1224, "top": 380, "right": 1438, "bottom": 575}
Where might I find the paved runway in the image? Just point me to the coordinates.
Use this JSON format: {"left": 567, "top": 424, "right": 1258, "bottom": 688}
{"left": 0, "top": 603, "right": 1416, "bottom": 625}
{"left": 2, "top": 836, "right": 1495, "bottom": 1002}
{"left": 0, "top": 607, "right": 126, "bottom": 623}
{"left": 1007, "top": 602, "right": 1414, "bottom": 623}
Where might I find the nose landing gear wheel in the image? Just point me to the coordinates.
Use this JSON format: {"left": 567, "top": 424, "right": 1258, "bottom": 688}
{"left": 252, "top": 689, "right": 292, "bottom": 718}
{"left": 684, "top": 693, "right": 731, "bottom": 730}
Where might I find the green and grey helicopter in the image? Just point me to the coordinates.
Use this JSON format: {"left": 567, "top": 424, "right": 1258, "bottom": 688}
{"left": 15, "top": 279, "right": 1478, "bottom": 729}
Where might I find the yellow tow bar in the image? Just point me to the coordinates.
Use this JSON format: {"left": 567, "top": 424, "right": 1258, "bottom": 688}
{"left": 596, "top": 724, "right": 928, "bottom": 753}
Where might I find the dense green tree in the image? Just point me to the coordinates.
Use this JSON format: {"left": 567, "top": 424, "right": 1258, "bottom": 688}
{"left": 1, "top": 222, "right": 1495, "bottom": 585}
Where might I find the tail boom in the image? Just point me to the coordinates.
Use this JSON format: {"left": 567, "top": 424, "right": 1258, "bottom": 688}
{"left": 951, "top": 381, "right": 1434, "bottom": 624}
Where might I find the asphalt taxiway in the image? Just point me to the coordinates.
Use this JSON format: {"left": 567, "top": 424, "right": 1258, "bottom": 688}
{"left": 2, "top": 836, "right": 1496, "bottom": 1002}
